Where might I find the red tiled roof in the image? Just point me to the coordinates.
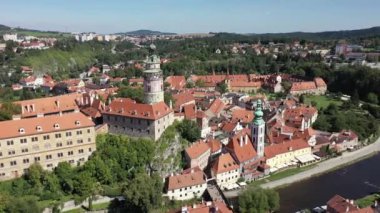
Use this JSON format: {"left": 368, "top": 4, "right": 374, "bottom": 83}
{"left": 264, "top": 138, "right": 310, "bottom": 159}
{"left": 167, "top": 167, "right": 206, "bottom": 191}
{"left": 104, "top": 98, "right": 173, "bottom": 120}
{"left": 207, "top": 98, "right": 225, "bottom": 116}
{"left": 222, "top": 121, "right": 238, "bottom": 133}
{"left": 174, "top": 201, "right": 233, "bottom": 213}
{"left": 165, "top": 76, "right": 186, "bottom": 90}
{"left": 0, "top": 112, "right": 94, "bottom": 139}
{"left": 184, "top": 104, "right": 196, "bottom": 120}
{"left": 185, "top": 141, "right": 210, "bottom": 159}
{"left": 231, "top": 109, "right": 254, "bottom": 123}
{"left": 327, "top": 195, "right": 373, "bottom": 213}
{"left": 290, "top": 81, "right": 317, "bottom": 92}
{"left": 227, "top": 129, "right": 257, "bottom": 163}
{"left": 314, "top": 77, "right": 327, "bottom": 88}
{"left": 173, "top": 91, "right": 195, "bottom": 111}
{"left": 15, "top": 93, "right": 82, "bottom": 117}
{"left": 206, "top": 139, "right": 222, "bottom": 154}
{"left": 129, "top": 78, "right": 144, "bottom": 83}
{"left": 212, "top": 153, "right": 239, "bottom": 174}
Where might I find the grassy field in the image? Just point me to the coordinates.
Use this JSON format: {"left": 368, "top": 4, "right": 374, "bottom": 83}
{"left": 304, "top": 95, "right": 343, "bottom": 110}
{"left": 250, "top": 164, "right": 317, "bottom": 187}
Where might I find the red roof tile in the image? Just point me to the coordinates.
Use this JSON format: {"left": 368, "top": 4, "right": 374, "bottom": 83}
{"left": 227, "top": 129, "right": 257, "bottom": 163}
{"left": 165, "top": 76, "right": 186, "bottom": 90}
{"left": 185, "top": 141, "right": 210, "bottom": 159}
{"left": 212, "top": 153, "right": 239, "bottom": 174}
{"left": 167, "top": 167, "right": 206, "bottom": 191}
{"left": 264, "top": 138, "right": 310, "bottom": 159}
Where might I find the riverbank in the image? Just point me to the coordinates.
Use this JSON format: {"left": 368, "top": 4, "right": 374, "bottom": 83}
{"left": 261, "top": 136, "right": 380, "bottom": 189}
{"left": 223, "top": 136, "right": 380, "bottom": 199}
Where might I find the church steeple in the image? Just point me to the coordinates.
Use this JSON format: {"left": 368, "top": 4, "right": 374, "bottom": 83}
{"left": 252, "top": 99, "right": 265, "bottom": 157}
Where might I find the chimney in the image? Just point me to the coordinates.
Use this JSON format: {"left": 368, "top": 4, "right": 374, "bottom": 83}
{"left": 55, "top": 100, "right": 60, "bottom": 108}
{"left": 245, "top": 134, "right": 248, "bottom": 145}
{"left": 240, "top": 135, "right": 243, "bottom": 147}
{"left": 169, "top": 100, "right": 173, "bottom": 109}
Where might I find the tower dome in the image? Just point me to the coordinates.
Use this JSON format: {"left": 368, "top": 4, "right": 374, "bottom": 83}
{"left": 253, "top": 100, "right": 264, "bottom": 125}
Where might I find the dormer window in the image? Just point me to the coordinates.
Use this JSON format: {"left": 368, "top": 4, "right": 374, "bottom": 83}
{"left": 19, "top": 128, "right": 25, "bottom": 134}
{"left": 36, "top": 126, "right": 43, "bottom": 132}
{"left": 75, "top": 120, "right": 81, "bottom": 126}
{"left": 53, "top": 123, "right": 60, "bottom": 129}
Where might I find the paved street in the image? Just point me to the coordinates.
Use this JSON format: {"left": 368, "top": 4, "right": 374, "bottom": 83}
{"left": 224, "top": 137, "right": 380, "bottom": 198}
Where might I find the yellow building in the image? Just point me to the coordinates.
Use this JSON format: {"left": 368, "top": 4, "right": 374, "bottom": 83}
{"left": 264, "top": 138, "right": 313, "bottom": 170}
{"left": 0, "top": 112, "right": 96, "bottom": 181}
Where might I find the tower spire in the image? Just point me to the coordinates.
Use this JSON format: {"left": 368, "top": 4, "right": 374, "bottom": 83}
{"left": 252, "top": 99, "right": 265, "bottom": 157}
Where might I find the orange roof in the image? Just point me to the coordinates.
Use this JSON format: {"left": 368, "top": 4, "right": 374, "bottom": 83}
{"left": 15, "top": 93, "right": 82, "bottom": 118}
{"left": 0, "top": 112, "right": 94, "bottom": 140}
{"left": 314, "top": 77, "right": 327, "bottom": 88}
{"left": 229, "top": 81, "right": 261, "bottom": 88}
{"left": 167, "top": 167, "right": 206, "bottom": 191}
{"left": 176, "top": 201, "right": 233, "bottom": 213}
{"left": 222, "top": 121, "right": 238, "bottom": 133}
{"left": 264, "top": 138, "right": 310, "bottom": 159}
{"left": 185, "top": 141, "right": 210, "bottom": 159}
{"left": 165, "top": 76, "right": 186, "bottom": 90}
{"left": 104, "top": 98, "right": 173, "bottom": 120}
{"left": 227, "top": 129, "right": 257, "bottom": 163}
{"left": 184, "top": 104, "right": 196, "bottom": 120}
{"left": 173, "top": 91, "right": 195, "bottom": 111}
{"left": 290, "top": 81, "right": 317, "bottom": 92}
{"left": 212, "top": 153, "right": 239, "bottom": 174}
{"left": 327, "top": 195, "right": 373, "bottom": 213}
{"left": 207, "top": 98, "right": 225, "bottom": 116}
{"left": 206, "top": 139, "right": 222, "bottom": 154}
{"left": 231, "top": 109, "right": 254, "bottom": 123}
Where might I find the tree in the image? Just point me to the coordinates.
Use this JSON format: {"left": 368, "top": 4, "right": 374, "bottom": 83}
{"left": 176, "top": 120, "right": 201, "bottom": 142}
{"left": 367, "top": 93, "right": 379, "bottom": 105}
{"left": 238, "top": 187, "right": 280, "bottom": 213}
{"left": 123, "top": 173, "right": 163, "bottom": 213}
{"left": 216, "top": 82, "right": 228, "bottom": 94}
{"left": 5, "top": 196, "right": 41, "bottom": 213}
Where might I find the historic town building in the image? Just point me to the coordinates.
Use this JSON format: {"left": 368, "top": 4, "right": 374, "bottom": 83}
{"left": 0, "top": 112, "right": 96, "bottom": 181}
{"left": 143, "top": 54, "right": 164, "bottom": 104}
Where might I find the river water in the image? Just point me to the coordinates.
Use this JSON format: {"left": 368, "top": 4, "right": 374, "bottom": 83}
{"left": 277, "top": 153, "right": 380, "bottom": 213}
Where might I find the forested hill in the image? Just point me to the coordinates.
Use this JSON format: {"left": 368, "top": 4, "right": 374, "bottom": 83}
{"left": 0, "top": 24, "right": 11, "bottom": 31}
{"left": 212, "top": 26, "right": 380, "bottom": 41}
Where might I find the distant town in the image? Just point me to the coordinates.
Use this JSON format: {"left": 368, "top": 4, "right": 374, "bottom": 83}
{"left": 0, "top": 25, "right": 379, "bottom": 213}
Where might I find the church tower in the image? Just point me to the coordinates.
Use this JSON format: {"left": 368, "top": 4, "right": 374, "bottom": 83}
{"left": 143, "top": 44, "right": 164, "bottom": 104}
{"left": 252, "top": 99, "right": 265, "bottom": 157}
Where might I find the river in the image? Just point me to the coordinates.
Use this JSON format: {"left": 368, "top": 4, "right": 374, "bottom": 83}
{"left": 277, "top": 153, "right": 380, "bottom": 213}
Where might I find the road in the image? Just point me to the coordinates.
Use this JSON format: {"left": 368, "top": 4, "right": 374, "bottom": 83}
{"left": 224, "top": 137, "right": 380, "bottom": 197}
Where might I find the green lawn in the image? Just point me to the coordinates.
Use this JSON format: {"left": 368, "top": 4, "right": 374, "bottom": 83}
{"left": 92, "top": 201, "right": 111, "bottom": 211}
{"left": 250, "top": 164, "right": 317, "bottom": 187}
{"left": 304, "top": 95, "right": 343, "bottom": 110}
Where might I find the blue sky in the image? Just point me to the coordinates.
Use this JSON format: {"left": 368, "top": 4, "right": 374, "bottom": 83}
{"left": 1, "top": 0, "right": 379, "bottom": 34}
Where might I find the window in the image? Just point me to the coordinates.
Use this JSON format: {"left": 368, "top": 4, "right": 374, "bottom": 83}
{"left": 77, "top": 139, "right": 83, "bottom": 144}
{"left": 36, "top": 125, "right": 42, "bottom": 132}
{"left": 68, "top": 151, "right": 74, "bottom": 156}
{"left": 23, "top": 159, "right": 29, "bottom": 164}
{"left": 87, "top": 129, "right": 91, "bottom": 133}
{"left": 0, "top": 163, "right": 3, "bottom": 168}
{"left": 0, "top": 152, "right": 2, "bottom": 157}
{"left": 34, "top": 157, "right": 40, "bottom": 162}
{"left": 46, "top": 155, "right": 52, "bottom": 160}
{"left": 21, "top": 148, "right": 28, "bottom": 153}
{"left": 47, "top": 164, "right": 53, "bottom": 168}
{"left": 55, "top": 133, "right": 62, "bottom": 138}
{"left": 57, "top": 153, "right": 63, "bottom": 158}
{"left": 68, "top": 160, "right": 74, "bottom": 164}
{"left": 75, "top": 120, "right": 81, "bottom": 126}
{"left": 78, "top": 149, "right": 84, "bottom": 154}
{"left": 20, "top": 138, "right": 27, "bottom": 144}
{"left": 89, "top": 148, "right": 92, "bottom": 152}
{"left": 7, "top": 140, "right": 14, "bottom": 146}
{"left": 67, "top": 141, "right": 73, "bottom": 145}
{"left": 43, "top": 135, "right": 50, "bottom": 140}
{"left": 10, "top": 161, "right": 17, "bottom": 166}
{"left": 56, "top": 142, "right": 63, "bottom": 147}
{"left": 76, "top": 130, "right": 82, "bottom": 135}
{"left": 8, "top": 150, "right": 15, "bottom": 155}
{"left": 53, "top": 123, "right": 60, "bottom": 129}
{"left": 31, "top": 137, "right": 38, "bottom": 142}
{"left": 66, "top": 132, "right": 72, "bottom": 137}
{"left": 87, "top": 138, "right": 92, "bottom": 142}
{"left": 19, "top": 128, "right": 25, "bottom": 134}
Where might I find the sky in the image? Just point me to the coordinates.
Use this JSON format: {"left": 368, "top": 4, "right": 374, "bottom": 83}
{"left": 1, "top": 0, "right": 380, "bottom": 34}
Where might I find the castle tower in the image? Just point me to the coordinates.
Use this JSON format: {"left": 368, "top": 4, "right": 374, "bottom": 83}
{"left": 143, "top": 50, "right": 164, "bottom": 104}
{"left": 251, "top": 99, "right": 265, "bottom": 157}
